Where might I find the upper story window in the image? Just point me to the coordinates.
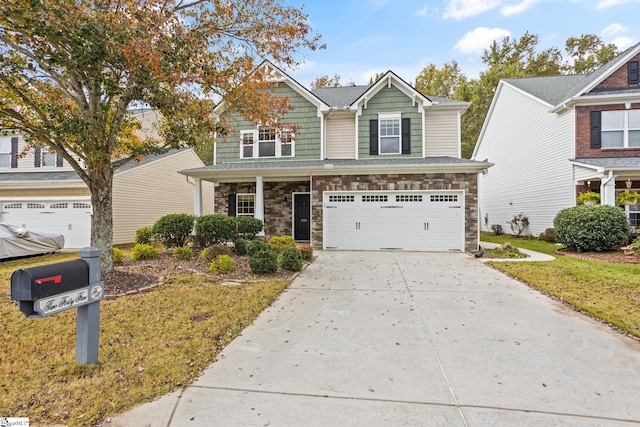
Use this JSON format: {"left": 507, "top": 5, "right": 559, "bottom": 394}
{"left": 601, "top": 110, "right": 640, "bottom": 148}
{"left": 240, "top": 127, "right": 295, "bottom": 159}
{"left": 378, "top": 113, "right": 401, "bottom": 154}
{"left": 629, "top": 61, "right": 639, "bottom": 85}
{"left": 34, "top": 145, "right": 63, "bottom": 167}
{"left": 0, "top": 137, "right": 12, "bottom": 168}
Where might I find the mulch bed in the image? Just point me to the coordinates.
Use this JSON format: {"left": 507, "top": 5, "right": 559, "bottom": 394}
{"left": 102, "top": 249, "right": 300, "bottom": 297}
{"left": 555, "top": 248, "right": 640, "bottom": 264}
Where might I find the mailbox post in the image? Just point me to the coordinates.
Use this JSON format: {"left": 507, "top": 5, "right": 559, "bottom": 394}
{"left": 11, "top": 247, "right": 104, "bottom": 364}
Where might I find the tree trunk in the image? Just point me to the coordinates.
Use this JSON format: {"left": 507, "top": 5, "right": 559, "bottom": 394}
{"left": 88, "top": 163, "right": 115, "bottom": 272}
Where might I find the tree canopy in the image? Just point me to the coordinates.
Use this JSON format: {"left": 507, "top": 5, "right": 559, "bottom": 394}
{"left": 413, "top": 33, "right": 620, "bottom": 158}
{"left": 0, "top": 0, "right": 322, "bottom": 269}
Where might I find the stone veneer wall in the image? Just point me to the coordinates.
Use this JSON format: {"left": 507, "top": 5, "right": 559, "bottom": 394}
{"left": 214, "top": 181, "right": 310, "bottom": 237}
{"left": 311, "top": 173, "right": 479, "bottom": 252}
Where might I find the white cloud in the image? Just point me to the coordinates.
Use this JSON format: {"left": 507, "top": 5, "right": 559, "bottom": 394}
{"left": 610, "top": 36, "right": 636, "bottom": 50}
{"left": 601, "top": 23, "right": 628, "bottom": 37}
{"left": 454, "top": 27, "right": 511, "bottom": 54}
{"left": 597, "top": 0, "right": 640, "bottom": 9}
{"left": 443, "top": 0, "right": 502, "bottom": 19}
{"left": 417, "top": 5, "right": 429, "bottom": 16}
{"left": 501, "top": 0, "right": 538, "bottom": 16}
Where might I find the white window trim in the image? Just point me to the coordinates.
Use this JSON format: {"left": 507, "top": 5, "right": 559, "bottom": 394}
{"left": 602, "top": 110, "right": 640, "bottom": 149}
{"left": 236, "top": 193, "right": 256, "bottom": 216}
{"left": 0, "top": 136, "right": 12, "bottom": 168}
{"left": 378, "top": 112, "right": 401, "bottom": 155}
{"left": 239, "top": 127, "right": 295, "bottom": 158}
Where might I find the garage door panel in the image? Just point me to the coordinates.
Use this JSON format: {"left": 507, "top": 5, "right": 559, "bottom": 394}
{"left": 324, "top": 191, "right": 464, "bottom": 252}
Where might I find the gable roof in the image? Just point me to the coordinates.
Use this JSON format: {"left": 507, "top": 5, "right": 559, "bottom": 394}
{"left": 503, "top": 41, "right": 640, "bottom": 109}
{"left": 311, "top": 86, "right": 369, "bottom": 108}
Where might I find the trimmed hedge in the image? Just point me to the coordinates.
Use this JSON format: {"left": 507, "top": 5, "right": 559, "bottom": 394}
{"left": 134, "top": 226, "right": 154, "bottom": 245}
{"left": 268, "top": 235, "right": 296, "bottom": 254}
{"left": 280, "top": 247, "right": 302, "bottom": 272}
{"left": 152, "top": 213, "right": 195, "bottom": 248}
{"left": 247, "top": 240, "right": 270, "bottom": 257}
{"left": 130, "top": 244, "right": 159, "bottom": 261}
{"left": 249, "top": 249, "right": 278, "bottom": 274}
{"left": 113, "top": 247, "right": 125, "bottom": 264}
{"left": 195, "top": 214, "right": 236, "bottom": 246}
{"left": 236, "top": 216, "right": 263, "bottom": 239}
{"left": 209, "top": 254, "right": 235, "bottom": 274}
{"left": 554, "top": 205, "right": 630, "bottom": 252}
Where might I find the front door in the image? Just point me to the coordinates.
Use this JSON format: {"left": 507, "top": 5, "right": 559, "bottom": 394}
{"left": 293, "top": 193, "right": 311, "bottom": 241}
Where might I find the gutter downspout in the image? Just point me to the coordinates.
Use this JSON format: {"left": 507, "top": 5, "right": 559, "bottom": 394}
{"left": 600, "top": 171, "right": 616, "bottom": 206}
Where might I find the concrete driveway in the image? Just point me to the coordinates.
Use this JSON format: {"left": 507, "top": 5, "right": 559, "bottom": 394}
{"left": 112, "top": 251, "right": 640, "bottom": 427}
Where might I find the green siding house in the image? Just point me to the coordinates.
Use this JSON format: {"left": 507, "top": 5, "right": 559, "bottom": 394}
{"left": 182, "top": 61, "right": 492, "bottom": 253}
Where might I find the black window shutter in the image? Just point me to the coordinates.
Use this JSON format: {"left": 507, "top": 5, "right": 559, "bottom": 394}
{"left": 10, "top": 137, "right": 18, "bottom": 168}
{"left": 401, "top": 118, "right": 411, "bottom": 154}
{"left": 228, "top": 194, "right": 237, "bottom": 217}
{"left": 629, "top": 61, "right": 639, "bottom": 85}
{"left": 34, "top": 145, "right": 41, "bottom": 167}
{"left": 56, "top": 152, "right": 63, "bottom": 167}
{"left": 590, "top": 111, "right": 601, "bottom": 149}
{"left": 369, "top": 119, "right": 378, "bottom": 155}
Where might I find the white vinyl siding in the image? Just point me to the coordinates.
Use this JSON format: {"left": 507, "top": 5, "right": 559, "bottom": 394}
{"left": 325, "top": 114, "right": 356, "bottom": 159}
{"left": 474, "top": 83, "right": 575, "bottom": 235}
{"left": 112, "top": 149, "right": 213, "bottom": 245}
{"left": 424, "top": 110, "right": 459, "bottom": 157}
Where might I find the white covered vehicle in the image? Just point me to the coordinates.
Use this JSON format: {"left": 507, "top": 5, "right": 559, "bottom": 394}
{"left": 0, "top": 223, "right": 65, "bottom": 260}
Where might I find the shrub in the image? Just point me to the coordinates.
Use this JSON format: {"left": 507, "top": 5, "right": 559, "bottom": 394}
{"left": 208, "top": 254, "right": 235, "bottom": 274}
{"left": 484, "top": 243, "right": 527, "bottom": 259}
{"left": 539, "top": 228, "right": 556, "bottom": 243}
{"left": 249, "top": 250, "right": 278, "bottom": 274}
{"left": 577, "top": 191, "right": 601, "bottom": 205}
{"left": 268, "top": 235, "right": 296, "bottom": 254}
{"left": 152, "top": 213, "right": 195, "bottom": 248}
{"left": 113, "top": 247, "right": 125, "bottom": 264}
{"left": 236, "top": 216, "right": 263, "bottom": 240}
{"left": 246, "top": 240, "right": 271, "bottom": 257}
{"left": 507, "top": 213, "right": 529, "bottom": 237}
{"left": 628, "top": 237, "right": 640, "bottom": 255}
{"left": 199, "top": 245, "right": 233, "bottom": 263}
{"left": 134, "top": 226, "right": 154, "bottom": 245}
{"left": 554, "top": 205, "right": 631, "bottom": 252}
{"left": 235, "top": 239, "right": 249, "bottom": 255}
{"left": 490, "top": 224, "right": 504, "bottom": 235}
{"left": 298, "top": 244, "right": 313, "bottom": 261}
{"left": 173, "top": 245, "right": 193, "bottom": 261}
{"left": 195, "top": 214, "right": 237, "bottom": 247}
{"left": 130, "top": 243, "right": 159, "bottom": 261}
{"left": 280, "top": 247, "right": 303, "bottom": 272}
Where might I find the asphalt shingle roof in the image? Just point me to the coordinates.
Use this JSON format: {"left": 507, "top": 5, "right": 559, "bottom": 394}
{"left": 571, "top": 157, "right": 640, "bottom": 170}
{"left": 310, "top": 86, "right": 369, "bottom": 108}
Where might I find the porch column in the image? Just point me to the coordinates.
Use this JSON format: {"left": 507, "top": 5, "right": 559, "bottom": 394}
{"left": 194, "top": 177, "right": 203, "bottom": 216}
{"left": 601, "top": 172, "right": 617, "bottom": 206}
{"left": 255, "top": 176, "right": 265, "bottom": 236}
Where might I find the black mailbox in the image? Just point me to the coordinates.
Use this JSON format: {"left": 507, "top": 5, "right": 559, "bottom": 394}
{"left": 11, "top": 259, "right": 89, "bottom": 301}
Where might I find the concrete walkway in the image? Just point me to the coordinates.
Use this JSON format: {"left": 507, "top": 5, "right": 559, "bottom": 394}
{"left": 111, "top": 252, "right": 640, "bottom": 427}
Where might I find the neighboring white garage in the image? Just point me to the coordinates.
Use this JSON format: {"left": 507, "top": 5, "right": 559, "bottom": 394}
{"left": 323, "top": 190, "right": 464, "bottom": 251}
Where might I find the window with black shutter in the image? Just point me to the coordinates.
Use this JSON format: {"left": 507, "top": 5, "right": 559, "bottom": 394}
{"left": 590, "top": 111, "right": 601, "bottom": 149}
{"left": 629, "top": 61, "right": 639, "bottom": 85}
{"left": 369, "top": 119, "right": 378, "bottom": 155}
{"left": 401, "top": 118, "right": 411, "bottom": 154}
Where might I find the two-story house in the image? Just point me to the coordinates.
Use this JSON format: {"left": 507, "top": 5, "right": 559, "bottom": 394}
{"left": 181, "top": 62, "right": 492, "bottom": 252}
{"left": 473, "top": 42, "right": 640, "bottom": 235}
{"left": 0, "top": 109, "right": 213, "bottom": 248}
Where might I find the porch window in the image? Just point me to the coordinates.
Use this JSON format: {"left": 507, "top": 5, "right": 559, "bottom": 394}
{"left": 628, "top": 204, "right": 640, "bottom": 228}
{"left": 236, "top": 194, "right": 255, "bottom": 216}
{"left": 601, "top": 110, "right": 640, "bottom": 148}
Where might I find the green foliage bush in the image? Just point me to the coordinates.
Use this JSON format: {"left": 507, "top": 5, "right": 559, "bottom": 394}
{"left": 130, "top": 244, "right": 159, "bottom": 261}
{"left": 199, "top": 245, "right": 233, "bottom": 263}
{"left": 236, "top": 216, "right": 263, "bottom": 239}
{"left": 267, "top": 235, "right": 296, "bottom": 254}
{"left": 208, "top": 254, "right": 235, "bottom": 274}
{"left": 113, "top": 247, "right": 125, "bottom": 264}
{"left": 134, "top": 226, "right": 154, "bottom": 245}
{"left": 539, "top": 228, "right": 556, "bottom": 243}
{"left": 490, "top": 224, "right": 504, "bottom": 235}
{"left": 627, "top": 236, "right": 640, "bottom": 254}
{"left": 246, "top": 240, "right": 271, "bottom": 257}
{"left": 554, "top": 205, "right": 630, "bottom": 252}
{"left": 195, "top": 214, "right": 237, "bottom": 246}
{"left": 484, "top": 243, "right": 527, "bottom": 259}
{"left": 173, "top": 246, "right": 193, "bottom": 261}
{"left": 298, "top": 244, "right": 313, "bottom": 261}
{"left": 280, "top": 247, "right": 303, "bottom": 272}
{"left": 249, "top": 250, "right": 278, "bottom": 274}
{"left": 152, "top": 213, "right": 195, "bottom": 248}
{"left": 235, "top": 239, "right": 248, "bottom": 255}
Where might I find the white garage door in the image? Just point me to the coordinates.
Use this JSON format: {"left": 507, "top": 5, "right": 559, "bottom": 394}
{"left": 323, "top": 191, "right": 464, "bottom": 251}
{"left": 2, "top": 200, "right": 92, "bottom": 248}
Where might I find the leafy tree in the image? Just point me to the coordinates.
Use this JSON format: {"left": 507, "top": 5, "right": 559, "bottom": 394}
{"left": 565, "top": 34, "right": 618, "bottom": 74}
{"left": 310, "top": 74, "right": 342, "bottom": 89}
{"left": 368, "top": 72, "right": 386, "bottom": 86}
{"left": 0, "top": 0, "right": 321, "bottom": 269}
{"left": 415, "top": 61, "right": 467, "bottom": 98}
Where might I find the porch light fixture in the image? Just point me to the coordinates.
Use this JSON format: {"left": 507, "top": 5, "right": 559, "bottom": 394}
{"left": 282, "top": 195, "right": 288, "bottom": 206}
{"left": 626, "top": 179, "right": 633, "bottom": 189}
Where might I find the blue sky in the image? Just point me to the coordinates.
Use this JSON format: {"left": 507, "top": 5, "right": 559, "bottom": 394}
{"left": 283, "top": 0, "right": 640, "bottom": 87}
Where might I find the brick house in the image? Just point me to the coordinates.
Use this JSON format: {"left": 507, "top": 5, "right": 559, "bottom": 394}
{"left": 181, "top": 61, "right": 492, "bottom": 252}
{"left": 473, "top": 42, "right": 640, "bottom": 235}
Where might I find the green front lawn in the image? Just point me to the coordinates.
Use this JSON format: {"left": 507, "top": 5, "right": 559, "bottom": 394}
{"left": 0, "top": 253, "right": 290, "bottom": 426}
{"left": 481, "top": 232, "right": 640, "bottom": 339}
